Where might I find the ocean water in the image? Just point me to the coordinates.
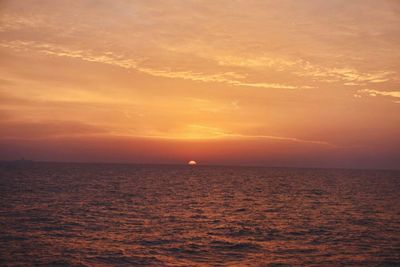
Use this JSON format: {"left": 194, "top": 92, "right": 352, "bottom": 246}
{"left": 0, "top": 162, "right": 399, "bottom": 266}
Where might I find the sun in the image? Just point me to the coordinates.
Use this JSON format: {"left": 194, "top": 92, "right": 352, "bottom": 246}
{"left": 188, "top": 160, "right": 197, "bottom": 166}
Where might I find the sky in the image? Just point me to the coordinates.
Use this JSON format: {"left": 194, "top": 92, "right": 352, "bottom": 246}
{"left": 0, "top": 0, "right": 399, "bottom": 169}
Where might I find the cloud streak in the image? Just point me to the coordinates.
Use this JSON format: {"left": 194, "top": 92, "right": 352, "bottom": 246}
{"left": 357, "top": 89, "right": 400, "bottom": 103}
{"left": 126, "top": 124, "right": 336, "bottom": 147}
{"left": 0, "top": 120, "right": 108, "bottom": 139}
{"left": 0, "top": 40, "right": 306, "bottom": 90}
{"left": 217, "top": 55, "right": 394, "bottom": 86}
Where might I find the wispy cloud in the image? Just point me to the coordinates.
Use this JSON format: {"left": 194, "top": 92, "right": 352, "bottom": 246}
{"left": 225, "top": 133, "right": 336, "bottom": 147}
{"left": 216, "top": 54, "right": 393, "bottom": 86}
{"left": 357, "top": 89, "right": 400, "bottom": 103}
{"left": 287, "top": 60, "right": 393, "bottom": 85}
{"left": 0, "top": 120, "right": 108, "bottom": 139}
{"left": 217, "top": 55, "right": 299, "bottom": 71}
{"left": 0, "top": 40, "right": 305, "bottom": 90}
{"left": 0, "top": 14, "right": 47, "bottom": 32}
{"left": 131, "top": 124, "right": 336, "bottom": 147}
{"left": 231, "top": 82, "right": 311, "bottom": 90}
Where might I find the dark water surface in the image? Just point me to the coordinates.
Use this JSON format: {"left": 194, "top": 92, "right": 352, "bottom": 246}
{"left": 0, "top": 162, "right": 399, "bottom": 266}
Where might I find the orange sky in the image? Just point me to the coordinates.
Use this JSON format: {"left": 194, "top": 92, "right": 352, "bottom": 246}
{"left": 0, "top": 0, "right": 399, "bottom": 168}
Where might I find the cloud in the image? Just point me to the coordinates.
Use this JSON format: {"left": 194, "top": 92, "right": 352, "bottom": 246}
{"left": 0, "top": 14, "right": 47, "bottom": 32}
{"left": 357, "top": 89, "right": 400, "bottom": 103}
{"left": 220, "top": 133, "right": 335, "bottom": 147}
{"left": 129, "top": 123, "right": 335, "bottom": 147}
{"left": 0, "top": 40, "right": 139, "bottom": 68}
{"left": 1, "top": 0, "right": 398, "bottom": 90}
{"left": 294, "top": 62, "right": 393, "bottom": 85}
{"left": 217, "top": 55, "right": 300, "bottom": 70}
{"left": 0, "top": 40, "right": 305, "bottom": 90}
{"left": 216, "top": 54, "right": 394, "bottom": 86}
{"left": 231, "top": 82, "right": 309, "bottom": 90}
{"left": 0, "top": 120, "right": 108, "bottom": 139}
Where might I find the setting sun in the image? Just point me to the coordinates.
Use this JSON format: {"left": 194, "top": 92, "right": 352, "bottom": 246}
{"left": 188, "top": 160, "right": 197, "bottom": 166}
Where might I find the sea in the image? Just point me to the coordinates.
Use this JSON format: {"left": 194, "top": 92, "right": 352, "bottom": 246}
{"left": 0, "top": 162, "right": 399, "bottom": 266}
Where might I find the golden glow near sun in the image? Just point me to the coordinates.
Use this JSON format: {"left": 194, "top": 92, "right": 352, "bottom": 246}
{"left": 0, "top": 1, "right": 399, "bottom": 168}
{"left": 188, "top": 161, "right": 197, "bottom": 166}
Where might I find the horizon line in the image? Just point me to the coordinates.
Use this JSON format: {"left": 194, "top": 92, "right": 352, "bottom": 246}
{"left": 1, "top": 159, "right": 399, "bottom": 172}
